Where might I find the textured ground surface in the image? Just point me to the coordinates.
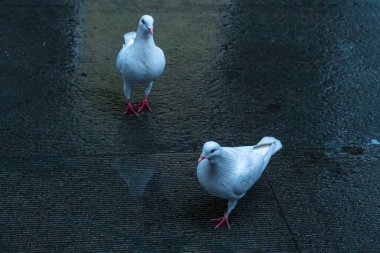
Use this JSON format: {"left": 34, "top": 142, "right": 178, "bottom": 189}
{"left": 1, "top": 0, "right": 379, "bottom": 252}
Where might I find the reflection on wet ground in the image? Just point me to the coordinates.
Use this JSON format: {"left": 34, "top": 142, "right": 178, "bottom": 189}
{"left": 0, "top": 0, "right": 379, "bottom": 252}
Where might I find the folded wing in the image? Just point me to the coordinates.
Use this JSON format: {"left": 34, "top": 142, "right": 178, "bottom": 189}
{"left": 233, "top": 137, "right": 282, "bottom": 197}
{"left": 123, "top": 32, "right": 136, "bottom": 48}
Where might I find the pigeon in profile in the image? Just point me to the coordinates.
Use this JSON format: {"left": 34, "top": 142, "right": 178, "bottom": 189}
{"left": 116, "top": 15, "right": 166, "bottom": 115}
{"left": 197, "top": 137, "right": 282, "bottom": 229}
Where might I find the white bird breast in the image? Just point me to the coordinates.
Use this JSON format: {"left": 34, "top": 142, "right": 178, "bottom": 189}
{"left": 197, "top": 159, "right": 239, "bottom": 200}
{"left": 118, "top": 46, "right": 165, "bottom": 84}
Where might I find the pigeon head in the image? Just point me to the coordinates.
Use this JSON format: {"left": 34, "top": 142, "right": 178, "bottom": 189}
{"left": 138, "top": 15, "right": 154, "bottom": 35}
{"left": 198, "top": 141, "right": 222, "bottom": 163}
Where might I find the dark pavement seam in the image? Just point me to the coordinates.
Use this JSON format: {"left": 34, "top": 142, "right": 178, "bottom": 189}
{"left": 265, "top": 173, "right": 302, "bottom": 253}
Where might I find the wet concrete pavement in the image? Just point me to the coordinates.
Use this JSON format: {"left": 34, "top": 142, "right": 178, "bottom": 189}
{"left": 1, "top": 0, "right": 380, "bottom": 252}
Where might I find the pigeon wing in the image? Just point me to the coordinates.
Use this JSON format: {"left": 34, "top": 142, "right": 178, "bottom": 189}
{"left": 232, "top": 153, "right": 264, "bottom": 197}
{"left": 232, "top": 138, "right": 282, "bottom": 197}
{"left": 123, "top": 32, "right": 136, "bottom": 48}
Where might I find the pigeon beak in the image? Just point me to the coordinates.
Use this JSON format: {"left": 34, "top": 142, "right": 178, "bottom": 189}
{"left": 147, "top": 27, "right": 153, "bottom": 34}
{"left": 198, "top": 154, "right": 206, "bottom": 163}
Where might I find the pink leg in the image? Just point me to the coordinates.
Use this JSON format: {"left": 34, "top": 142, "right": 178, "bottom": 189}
{"left": 123, "top": 101, "right": 138, "bottom": 116}
{"left": 134, "top": 96, "right": 152, "bottom": 112}
{"left": 210, "top": 213, "right": 231, "bottom": 229}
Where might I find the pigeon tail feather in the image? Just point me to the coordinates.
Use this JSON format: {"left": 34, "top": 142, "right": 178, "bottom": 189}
{"left": 254, "top": 136, "right": 282, "bottom": 156}
{"left": 251, "top": 137, "right": 282, "bottom": 174}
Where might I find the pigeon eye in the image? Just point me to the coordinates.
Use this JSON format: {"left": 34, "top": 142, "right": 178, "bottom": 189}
{"left": 211, "top": 149, "right": 215, "bottom": 153}
{"left": 142, "top": 19, "right": 146, "bottom": 25}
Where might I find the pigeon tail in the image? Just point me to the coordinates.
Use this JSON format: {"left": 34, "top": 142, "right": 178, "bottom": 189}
{"left": 123, "top": 32, "right": 136, "bottom": 48}
{"left": 251, "top": 136, "right": 282, "bottom": 174}
{"left": 254, "top": 136, "right": 282, "bottom": 155}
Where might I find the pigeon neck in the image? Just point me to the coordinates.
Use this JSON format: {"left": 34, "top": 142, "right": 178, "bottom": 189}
{"left": 135, "top": 31, "right": 155, "bottom": 46}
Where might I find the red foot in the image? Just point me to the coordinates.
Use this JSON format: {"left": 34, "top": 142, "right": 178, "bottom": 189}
{"left": 211, "top": 213, "right": 230, "bottom": 229}
{"left": 123, "top": 102, "right": 138, "bottom": 116}
{"left": 133, "top": 97, "right": 152, "bottom": 113}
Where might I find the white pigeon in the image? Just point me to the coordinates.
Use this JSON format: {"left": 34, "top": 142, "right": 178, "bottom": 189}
{"left": 116, "top": 15, "right": 166, "bottom": 115}
{"left": 197, "top": 136, "right": 282, "bottom": 229}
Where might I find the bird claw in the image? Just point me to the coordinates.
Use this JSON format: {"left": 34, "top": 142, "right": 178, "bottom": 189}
{"left": 210, "top": 213, "right": 231, "bottom": 229}
{"left": 123, "top": 102, "right": 139, "bottom": 116}
{"left": 133, "top": 97, "right": 152, "bottom": 113}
